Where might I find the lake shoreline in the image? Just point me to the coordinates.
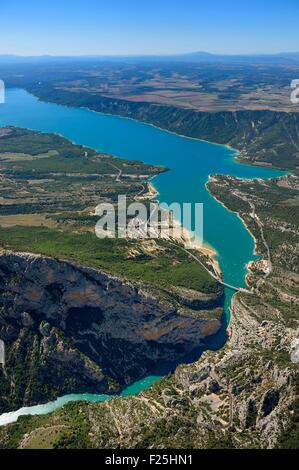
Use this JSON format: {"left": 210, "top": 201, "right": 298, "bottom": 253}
{"left": 4, "top": 88, "right": 282, "bottom": 275}
{"left": 0, "top": 88, "right": 284, "bottom": 425}
{"left": 135, "top": 173, "right": 221, "bottom": 277}
{"left": 18, "top": 87, "right": 239, "bottom": 156}
{"left": 6, "top": 86, "right": 288, "bottom": 176}
{"left": 206, "top": 175, "right": 261, "bottom": 288}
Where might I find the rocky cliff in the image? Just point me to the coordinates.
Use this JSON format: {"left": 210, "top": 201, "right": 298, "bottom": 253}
{"left": 29, "top": 85, "right": 299, "bottom": 172}
{"left": 0, "top": 251, "right": 222, "bottom": 413}
{"left": 2, "top": 177, "right": 296, "bottom": 449}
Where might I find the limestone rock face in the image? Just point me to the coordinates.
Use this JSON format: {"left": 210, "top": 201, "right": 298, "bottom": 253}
{"left": 0, "top": 251, "right": 221, "bottom": 412}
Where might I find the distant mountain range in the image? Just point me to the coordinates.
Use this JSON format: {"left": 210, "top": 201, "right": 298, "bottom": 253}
{"left": 0, "top": 51, "right": 299, "bottom": 64}
{"left": 165, "top": 51, "right": 299, "bottom": 63}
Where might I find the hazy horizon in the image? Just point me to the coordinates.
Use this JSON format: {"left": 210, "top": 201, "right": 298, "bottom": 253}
{"left": 1, "top": 0, "right": 298, "bottom": 56}
{"left": 0, "top": 50, "right": 299, "bottom": 58}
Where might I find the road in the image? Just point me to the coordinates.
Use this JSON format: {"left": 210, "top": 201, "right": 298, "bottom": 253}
{"left": 169, "top": 240, "right": 253, "bottom": 294}
{"left": 106, "top": 162, "right": 252, "bottom": 294}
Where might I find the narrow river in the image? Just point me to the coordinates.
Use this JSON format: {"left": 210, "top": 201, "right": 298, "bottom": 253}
{"left": 0, "top": 89, "right": 284, "bottom": 425}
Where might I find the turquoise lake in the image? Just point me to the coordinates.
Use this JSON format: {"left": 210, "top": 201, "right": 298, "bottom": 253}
{"left": 0, "top": 89, "right": 285, "bottom": 424}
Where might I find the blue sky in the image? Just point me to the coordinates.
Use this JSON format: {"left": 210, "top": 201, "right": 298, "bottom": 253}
{"left": 0, "top": 0, "right": 298, "bottom": 56}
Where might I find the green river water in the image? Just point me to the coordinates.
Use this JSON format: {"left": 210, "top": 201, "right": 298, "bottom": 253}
{"left": 0, "top": 89, "right": 285, "bottom": 425}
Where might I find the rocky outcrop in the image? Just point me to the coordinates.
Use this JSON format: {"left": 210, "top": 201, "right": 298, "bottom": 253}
{"left": 0, "top": 251, "right": 221, "bottom": 412}
{"left": 168, "top": 286, "right": 224, "bottom": 310}
{"left": 35, "top": 175, "right": 296, "bottom": 450}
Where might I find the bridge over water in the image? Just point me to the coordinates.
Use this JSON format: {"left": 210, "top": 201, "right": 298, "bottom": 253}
{"left": 175, "top": 243, "right": 253, "bottom": 295}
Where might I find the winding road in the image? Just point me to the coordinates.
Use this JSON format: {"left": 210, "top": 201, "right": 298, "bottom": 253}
{"left": 107, "top": 166, "right": 253, "bottom": 294}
